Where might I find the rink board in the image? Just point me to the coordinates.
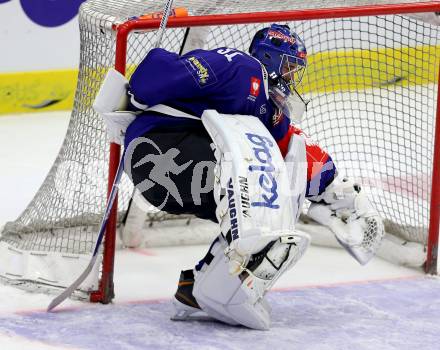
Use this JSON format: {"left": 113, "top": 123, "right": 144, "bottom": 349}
{"left": 1, "top": 43, "right": 438, "bottom": 115}
{"left": 0, "top": 276, "right": 438, "bottom": 350}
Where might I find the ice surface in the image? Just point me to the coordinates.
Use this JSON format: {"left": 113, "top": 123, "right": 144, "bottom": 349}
{"left": 1, "top": 277, "right": 439, "bottom": 350}
{"left": 0, "top": 112, "right": 70, "bottom": 225}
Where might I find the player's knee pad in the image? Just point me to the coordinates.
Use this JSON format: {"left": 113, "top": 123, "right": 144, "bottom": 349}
{"left": 193, "top": 231, "right": 310, "bottom": 330}
{"left": 307, "top": 175, "right": 384, "bottom": 264}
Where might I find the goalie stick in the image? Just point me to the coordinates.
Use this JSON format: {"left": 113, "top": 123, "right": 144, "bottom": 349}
{"left": 47, "top": 157, "right": 125, "bottom": 311}
{"left": 47, "top": 0, "right": 175, "bottom": 312}
{"left": 154, "top": 0, "right": 175, "bottom": 49}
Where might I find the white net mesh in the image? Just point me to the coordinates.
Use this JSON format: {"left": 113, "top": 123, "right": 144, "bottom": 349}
{"left": 0, "top": 1, "right": 438, "bottom": 279}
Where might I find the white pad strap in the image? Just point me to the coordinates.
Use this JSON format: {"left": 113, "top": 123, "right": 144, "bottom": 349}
{"left": 249, "top": 230, "right": 311, "bottom": 291}
{"left": 146, "top": 104, "right": 200, "bottom": 121}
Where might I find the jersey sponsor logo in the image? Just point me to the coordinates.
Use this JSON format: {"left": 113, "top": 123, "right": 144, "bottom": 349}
{"left": 184, "top": 55, "right": 217, "bottom": 87}
{"left": 260, "top": 104, "right": 267, "bottom": 115}
{"left": 268, "top": 29, "right": 295, "bottom": 44}
{"left": 245, "top": 133, "right": 279, "bottom": 209}
{"left": 247, "top": 77, "right": 261, "bottom": 102}
{"left": 238, "top": 176, "right": 250, "bottom": 218}
{"left": 250, "top": 77, "right": 261, "bottom": 97}
{"left": 227, "top": 178, "right": 240, "bottom": 240}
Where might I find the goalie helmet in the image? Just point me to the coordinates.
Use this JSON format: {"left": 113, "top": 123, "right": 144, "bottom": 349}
{"left": 249, "top": 24, "right": 308, "bottom": 122}
{"left": 249, "top": 23, "right": 307, "bottom": 90}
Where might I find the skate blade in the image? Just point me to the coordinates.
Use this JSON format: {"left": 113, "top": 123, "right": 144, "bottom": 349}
{"left": 171, "top": 310, "right": 214, "bottom": 322}
{"left": 171, "top": 298, "right": 214, "bottom": 322}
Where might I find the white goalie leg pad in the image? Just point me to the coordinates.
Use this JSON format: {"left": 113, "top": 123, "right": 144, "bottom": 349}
{"left": 193, "top": 232, "right": 310, "bottom": 330}
{"left": 201, "top": 110, "right": 301, "bottom": 267}
{"left": 284, "top": 132, "right": 308, "bottom": 223}
{"left": 307, "top": 176, "right": 385, "bottom": 265}
{"left": 98, "top": 111, "right": 137, "bottom": 145}
{"left": 193, "top": 236, "right": 267, "bottom": 329}
{"left": 195, "top": 110, "right": 310, "bottom": 329}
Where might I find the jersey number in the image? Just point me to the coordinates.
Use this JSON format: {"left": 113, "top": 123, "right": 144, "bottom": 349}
{"left": 217, "top": 48, "right": 243, "bottom": 62}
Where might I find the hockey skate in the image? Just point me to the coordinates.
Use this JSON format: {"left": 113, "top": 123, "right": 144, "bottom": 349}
{"left": 171, "top": 270, "right": 212, "bottom": 322}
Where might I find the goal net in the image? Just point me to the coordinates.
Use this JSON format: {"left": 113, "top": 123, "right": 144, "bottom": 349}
{"left": 0, "top": 0, "right": 439, "bottom": 302}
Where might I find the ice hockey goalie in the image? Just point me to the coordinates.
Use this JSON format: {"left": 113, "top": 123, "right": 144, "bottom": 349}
{"left": 93, "top": 24, "right": 385, "bottom": 330}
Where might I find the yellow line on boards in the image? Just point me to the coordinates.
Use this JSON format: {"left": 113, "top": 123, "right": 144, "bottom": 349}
{"left": 0, "top": 44, "right": 438, "bottom": 115}
{"left": 299, "top": 44, "right": 440, "bottom": 94}
{"left": 0, "top": 69, "right": 78, "bottom": 115}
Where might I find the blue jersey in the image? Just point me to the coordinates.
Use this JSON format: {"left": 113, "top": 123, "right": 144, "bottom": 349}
{"left": 124, "top": 47, "right": 290, "bottom": 147}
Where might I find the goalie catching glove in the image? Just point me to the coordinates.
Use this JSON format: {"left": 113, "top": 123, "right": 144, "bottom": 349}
{"left": 307, "top": 175, "right": 385, "bottom": 265}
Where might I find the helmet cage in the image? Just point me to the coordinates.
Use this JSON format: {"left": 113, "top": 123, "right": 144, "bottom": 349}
{"left": 279, "top": 53, "right": 307, "bottom": 92}
{"left": 269, "top": 80, "right": 309, "bottom": 123}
